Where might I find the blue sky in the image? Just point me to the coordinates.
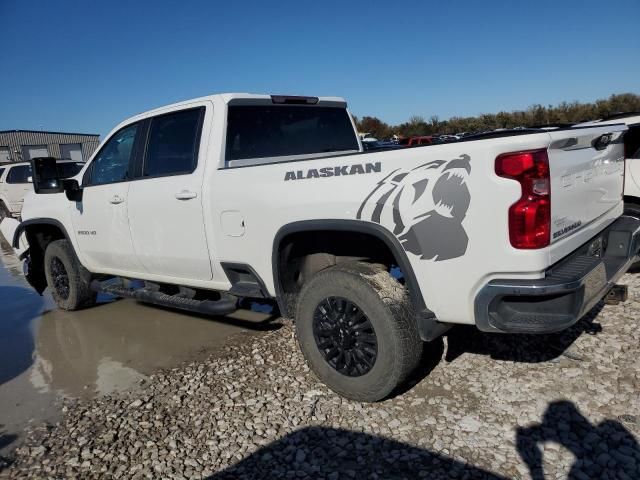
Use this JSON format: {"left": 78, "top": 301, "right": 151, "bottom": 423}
{"left": 1, "top": 0, "right": 639, "bottom": 137}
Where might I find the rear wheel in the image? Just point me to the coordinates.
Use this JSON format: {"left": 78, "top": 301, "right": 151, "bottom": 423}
{"left": 295, "top": 261, "right": 422, "bottom": 402}
{"left": 44, "top": 239, "right": 96, "bottom": 310}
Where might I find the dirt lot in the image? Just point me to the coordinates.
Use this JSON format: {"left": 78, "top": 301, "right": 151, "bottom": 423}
{"left": 1, "top": 263, "right": 639, "bottom": 478}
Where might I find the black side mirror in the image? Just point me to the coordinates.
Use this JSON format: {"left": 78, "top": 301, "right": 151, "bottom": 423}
{"left": 63, "top": 179, "right": 83, "bottom": 202}
{"left": 31, "top": 157, "right": 63, "bottom": 194}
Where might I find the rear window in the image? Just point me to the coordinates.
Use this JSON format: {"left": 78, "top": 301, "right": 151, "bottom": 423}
{"left": 6, "top": 165, "right": 32, "bottom": 184}
{"left": 225, "top": 106, "right": 358, "bottom": 162}
{"left": 58, "top": 162, "right": 84, "bottom": 178}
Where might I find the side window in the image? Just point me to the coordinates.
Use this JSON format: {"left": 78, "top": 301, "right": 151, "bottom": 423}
{"left": 143, "top": 108, "right": 203, "bottom": 177}
{"left": 6, "top": 165, "right": 32, "bottom": 184}
{"left": 0, "top": 167, "right": 5, "bottom": 182}
{"left": 87, "top": 123, "right": 138, "bottom": 186}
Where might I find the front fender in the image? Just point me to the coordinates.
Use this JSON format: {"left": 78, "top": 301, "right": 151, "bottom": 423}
{"left": 0, "top": 217, "right": 27, "bottom": 255}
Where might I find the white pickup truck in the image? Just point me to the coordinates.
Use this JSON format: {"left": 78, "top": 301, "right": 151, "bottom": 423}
{"left": 3, "top": 93, "right": 638, "bottom": 401}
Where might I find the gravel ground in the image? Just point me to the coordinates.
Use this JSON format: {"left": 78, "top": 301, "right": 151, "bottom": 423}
{"left": 2, "top": 274, "right": 640, "bottom": 479}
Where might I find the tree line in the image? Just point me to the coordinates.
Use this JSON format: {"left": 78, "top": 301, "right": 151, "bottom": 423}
{"left": 353, "top": 93, "right": 640, "bottom": 139}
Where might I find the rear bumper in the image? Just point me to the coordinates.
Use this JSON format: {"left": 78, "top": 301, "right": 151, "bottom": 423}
{"left": 475, "top": 216, "right": 640, "bottom": 334}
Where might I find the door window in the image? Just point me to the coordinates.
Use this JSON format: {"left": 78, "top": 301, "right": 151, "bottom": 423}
{"left": 143, "top": 108, "right": 203, "bottom": 177}
{"left": 86, "top": 124, "right": 138, "bottom": 186}
{"left": 0, "top": 167, "right": 5, "bottom": 181}
{"left": 58, "top": 162, "right": 85, "bottom": 178}
{"left": 6, "top": 165, "right": 33, "bottom": 184}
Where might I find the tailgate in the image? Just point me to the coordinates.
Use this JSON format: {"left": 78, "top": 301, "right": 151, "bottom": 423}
{"left": 547, "top": 124, "right": 627, "bottom": 243}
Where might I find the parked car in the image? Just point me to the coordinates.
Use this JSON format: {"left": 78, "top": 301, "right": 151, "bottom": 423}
{"left": 3, "top": 93, "right": 636, "bottom": 402}
{"left": 0, "top": 160, "right": 84, "bottom": 220}
{"left": 406, "top": 135, "right": 435, "bottom": 146}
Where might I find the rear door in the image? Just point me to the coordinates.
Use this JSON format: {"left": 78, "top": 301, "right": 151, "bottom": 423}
{"left": 547, "top": 124, "right": 627, "bottom": 243}
{"left": 127, "top": 105, "right": 213, "bottom": 280}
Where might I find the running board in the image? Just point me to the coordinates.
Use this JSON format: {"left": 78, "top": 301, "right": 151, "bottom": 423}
{"left": 91, "top": 279, "right": 238, "bottom": 316}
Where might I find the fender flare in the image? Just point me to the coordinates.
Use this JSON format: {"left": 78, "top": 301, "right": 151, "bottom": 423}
{"left": 12, "top": 218, "right": 73, "bottom": 249}
{"left": 271, "top": 219, "right": 429, "bottom": 317}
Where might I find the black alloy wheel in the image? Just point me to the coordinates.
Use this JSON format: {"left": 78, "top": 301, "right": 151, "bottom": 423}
{"left": 312, "top": 296, "right": 378, "bottom": 377}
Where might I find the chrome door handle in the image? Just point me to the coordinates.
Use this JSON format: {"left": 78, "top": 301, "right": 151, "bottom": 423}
{"left": 109, "top": 195, "right": 124, "bottom": 204}
{"left": 175, "top": 190, "right": 197, "bottom": 200}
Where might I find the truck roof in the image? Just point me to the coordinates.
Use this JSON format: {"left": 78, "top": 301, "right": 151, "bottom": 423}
{"left": 132, "top": 93, "right": 348, "bottom": 120}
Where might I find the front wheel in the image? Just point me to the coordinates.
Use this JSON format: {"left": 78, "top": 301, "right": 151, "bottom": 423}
{"left": 295, "top": 261, "right": 422, "bottom": 402}
{"left": 44, "top": 239, "right": 96, "bottom": 310}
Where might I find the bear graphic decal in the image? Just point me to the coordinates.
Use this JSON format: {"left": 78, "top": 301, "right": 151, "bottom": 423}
{"left": 356, "top": 154, "right": 471, "bottom": 261}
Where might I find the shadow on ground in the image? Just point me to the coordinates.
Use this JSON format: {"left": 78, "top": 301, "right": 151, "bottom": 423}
{"left": 132, "top": 298, "right": 283, "bottom": 332}
{"left": 0, "top": 425, "right": 17, "bottom": 468}
{"left": 208, "top": 425, "right": 509, "bottom": 480}
{"left": 208, "top": 401, "right": 639, "bottom": 479}
{"left": 517, "top": 400, "right": 640, "bottom": 480}
{"left": 444, "top": 302, "right": 605, "bottom": 364}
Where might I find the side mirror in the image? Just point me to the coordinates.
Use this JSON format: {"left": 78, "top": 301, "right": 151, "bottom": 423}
{"left": 30, "top": 157, "right": 63, "bottom": 194}
{"left": 63, "top": 179, "right": 83, "bottom": 202}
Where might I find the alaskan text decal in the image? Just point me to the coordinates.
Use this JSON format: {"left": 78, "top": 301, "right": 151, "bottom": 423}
{"left": 284, "top": 162, "right": 381, "bottom": 181}
{"left": 357, "top": 155, "right": 471, "bottom": 261}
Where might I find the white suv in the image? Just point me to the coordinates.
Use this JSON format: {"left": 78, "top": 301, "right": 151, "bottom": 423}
{"left": 0, "top": 160, "right": 84, "bottom": 220}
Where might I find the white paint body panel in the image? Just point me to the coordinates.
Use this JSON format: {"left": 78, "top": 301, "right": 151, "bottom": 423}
{"left": 17, "top": 94, "right": 629, "bottom": 326}
{"left": 574, "top": 115, "right": 640, "bottom": 200}
{"left": 69, "top": 182, "right": 144, "bottom": 273}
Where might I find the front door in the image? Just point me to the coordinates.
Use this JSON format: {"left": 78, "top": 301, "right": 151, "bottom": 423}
{"left": 127, "top": 107, "right": 213, "bottom": 281}
{"left": 70, "top": 123, "right": 144, "bottom": 274}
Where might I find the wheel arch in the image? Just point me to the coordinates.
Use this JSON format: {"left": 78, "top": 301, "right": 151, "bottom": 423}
{"left": 271, "top": 219, "right": 428, "bottom": 319}
{"left": 13, "top": 218, "right": 76, "bottom": 294}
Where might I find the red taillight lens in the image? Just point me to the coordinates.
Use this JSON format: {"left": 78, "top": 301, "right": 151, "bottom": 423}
{"left": 496, "top": 149, "right": 551, "bottom": 249}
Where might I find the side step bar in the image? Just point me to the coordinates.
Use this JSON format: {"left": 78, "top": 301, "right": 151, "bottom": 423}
{"left": 91, "top": 279, "right": 238, "bottom": 316}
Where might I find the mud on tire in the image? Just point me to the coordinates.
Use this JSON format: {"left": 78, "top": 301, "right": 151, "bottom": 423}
{"left": 44, "top": 239, "right": 96, "bottom": 310}
{"left": 295, "top": 261, "right": 422, "bottom": 402}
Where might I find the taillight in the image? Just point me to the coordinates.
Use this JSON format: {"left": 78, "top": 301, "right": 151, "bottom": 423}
{"left": 495, "top": 149, "right": 550, "bottom": 249}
